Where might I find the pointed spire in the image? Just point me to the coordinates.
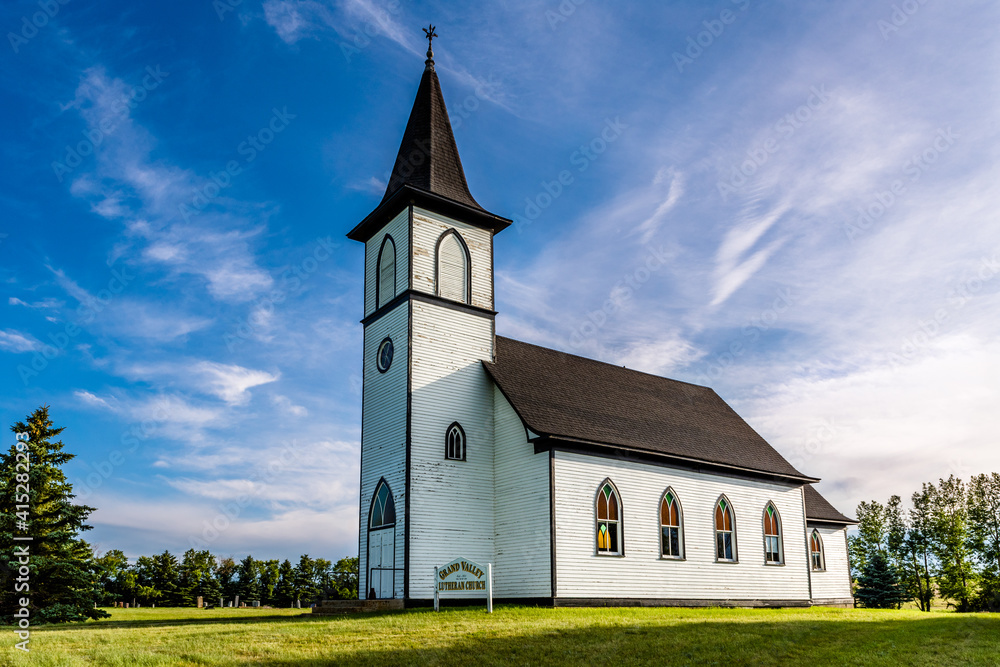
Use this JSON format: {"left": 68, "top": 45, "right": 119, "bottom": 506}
{"left": 347, "top": 27, "right": 511, "bottom": 243}
{"left": 379, "top": 26, "right": 486, "bottom": 212}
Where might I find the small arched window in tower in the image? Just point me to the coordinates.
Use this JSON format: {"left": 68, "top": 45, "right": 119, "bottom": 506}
{"left": 811, "top": 529, "right": 825, "bottom": 571}
{"left": 436, "top": 230, "right": 470, "bottom": 304}
{"left": 596, "top": 480, "right": 622, "bottom": 555}
{"left": 660, "top": 488, "right": 683, "bottom": 559}
{"left": 377, "top": 235, "right": 396, "bottom": 309}
{"left": 715, "top": 496, "right": 737, "bottom": 561}
{"left": 763, "top": 502, "right": 783, "bottom": 564}
{"left": 445, "top": 422, "right": 466, "bottom": 461}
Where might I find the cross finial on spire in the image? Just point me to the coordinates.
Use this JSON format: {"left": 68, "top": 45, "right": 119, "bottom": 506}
{"left": 423, "top": 24, "right": 438, "bottom": 70}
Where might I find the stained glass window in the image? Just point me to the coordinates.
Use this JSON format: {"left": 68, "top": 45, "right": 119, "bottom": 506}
{"left": 596, "top": 481, "right": 621, "bottom": 555}
{"left": 660, "top": 489, "right": 683, "bottom": 558}
{"left": 369, "top": 480, "right": 396, "bottom": 529}
{"left": 715, "top": 497, "right": 736, "bottom": 561}
{"left": 763, "top": 503, "right": 782, "bottom": 564}
{"left": 445, "top": 423, "right": 465, "bottom": 461}
{"left": 811, "top": 529, "right": 825, "bottom": 571}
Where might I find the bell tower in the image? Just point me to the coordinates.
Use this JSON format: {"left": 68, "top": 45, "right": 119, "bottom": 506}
{"left": 348, "top": 26, "right": 511, "bottom": 601}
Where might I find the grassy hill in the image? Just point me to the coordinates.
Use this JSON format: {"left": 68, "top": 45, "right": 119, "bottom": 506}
{"left": 4, "top": 605, "right": 999, "bottom": 666}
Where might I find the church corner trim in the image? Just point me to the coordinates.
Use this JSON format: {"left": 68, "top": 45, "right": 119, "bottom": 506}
{"left": 404, "top": 297, "right": 413, "bottom": 600}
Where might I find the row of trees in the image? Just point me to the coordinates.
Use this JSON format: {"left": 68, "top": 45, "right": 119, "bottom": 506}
{"left": 850, "top": 473, "right": 1000, "bottom": 612}
{"left": 93, "top": 550, "right": 358, "bottom": 607}
{"left": 1, "top": 406, "right": 357, "bottom": 624}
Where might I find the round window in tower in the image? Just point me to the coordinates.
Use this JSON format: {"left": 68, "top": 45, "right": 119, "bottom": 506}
{"left": 376, "top": 337, "right": 394, "bottom": 373}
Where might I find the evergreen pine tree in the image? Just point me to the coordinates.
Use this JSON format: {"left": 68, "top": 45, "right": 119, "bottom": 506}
{"left": 0, "top": 407, "right": 109, "bottom": 623}
{"left": 855, "top": 551, "right": 906, "bottom": 609}
{"left": 275, "top": 559, "right": 295, "bottom": 607}
{"left": 236, "top": 555, "right": 259, "bottom": 603}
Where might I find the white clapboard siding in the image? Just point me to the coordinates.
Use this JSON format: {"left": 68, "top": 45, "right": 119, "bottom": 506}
{"left": 358, "top": 302, "right": 409, "bottom": 599}
{"left": 411, "top": 207, "right": 493, "bottom": 311}
{"left": 364, "top": 209, "right": 409, "bottom": 317}
{"left": 493, "top": 386, "right": 552, "bottom": 598}
{"left": 552, "top": 451, "right": 811, "bottom": 601}
{"left": 809, "top": 526, "right": 853, "bottom": 602}
{"left": 407, "top": 301, "right": 495, "bottom": 599}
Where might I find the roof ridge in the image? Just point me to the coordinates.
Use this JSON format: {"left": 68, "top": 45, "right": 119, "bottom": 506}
{"left": 493, "top": 335, "right": 713, "bottom": 391}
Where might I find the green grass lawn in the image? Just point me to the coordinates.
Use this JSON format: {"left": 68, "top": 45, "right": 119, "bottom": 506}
{"left": 3, "top": 605, "right": 998, "bottom": 666}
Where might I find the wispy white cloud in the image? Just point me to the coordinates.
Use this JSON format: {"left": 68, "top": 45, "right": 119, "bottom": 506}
{"left": 65, "top": 67, "right": 274, "bottom": 304}
{"left": 0, "top": 329, "right": 42, "bottom": 353}
{"left": 194, "top": 361, "right": 279, "bottom": 406}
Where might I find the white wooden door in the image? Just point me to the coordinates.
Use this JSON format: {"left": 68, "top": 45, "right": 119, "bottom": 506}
{"left": 368, "top": 528, "right": 395, "bottom": 598}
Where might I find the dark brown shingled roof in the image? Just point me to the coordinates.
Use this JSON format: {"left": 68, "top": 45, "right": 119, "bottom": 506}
{"left": 346, "top": 62, "right": 510, "bottom": 243}
{"left": 484, "top": 337, "right": 816, "bottom": 482}
{"left": 382, "top": 64, "right": 483, "bottom": 211}
{"left": 804, "top": 485, "right": 855, "bottom": 524}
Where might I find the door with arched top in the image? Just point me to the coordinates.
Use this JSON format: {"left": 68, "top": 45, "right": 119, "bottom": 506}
{"left": 367, "top": 479, "right": 396, "bottom": 599}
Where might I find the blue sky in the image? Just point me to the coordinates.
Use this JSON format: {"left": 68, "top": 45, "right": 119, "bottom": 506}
{"left": 1, "top": 0, "right": 998, "bottom": 563}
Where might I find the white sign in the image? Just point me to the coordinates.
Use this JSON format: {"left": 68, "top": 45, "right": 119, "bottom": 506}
{"left": 434, "top": 557, "right": 492, "bottom": 613}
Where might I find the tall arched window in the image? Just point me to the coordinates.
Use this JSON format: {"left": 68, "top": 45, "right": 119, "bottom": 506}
{"left": 377, "top": 235, "right": 396, "bottom": 309}
{"left": 436, "top": 229, "right": 470, "bottom": 304}
{"left": 660, "top": 488, "right": 683, "bottom": 559}
{"left": 445, "top": 422, "right": 466, "bottom": 461}
{"left": 596, "top": 480, "right": 622, "bottom": 555}
{"left": 763, "top": 503, "right": 783, "bottom": 564}
{"left": 810, "top": 529, "right": 825, "bottom": 571}
{"left": 715, "top": 496, "right": 737, "bottom": 562}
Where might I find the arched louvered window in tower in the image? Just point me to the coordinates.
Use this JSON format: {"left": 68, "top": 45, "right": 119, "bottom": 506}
{"left": 660, "top": 488, "right": 684, "bottom": 558}
{"left": 715, "top": 496, "right": 737, "bottom": 561}
{"left": 377, "top": 235, "right": 396, "bottom": 308}
{"left": 436, "top": 230, "right": 470, "bottom": 304}
{"left": 596, "top": 480, "right": 622, "bottom": 555}
{"left": 445, "top": 422, "right": 466, "bottom": 461}
{"left": 763, "top": 503, "right": 783, "bottom": 564}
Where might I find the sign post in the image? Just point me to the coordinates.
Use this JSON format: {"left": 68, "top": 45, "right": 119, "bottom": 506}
{"left": 433, "top": 566, "right": 440, "bottom": 612}
{"left": 433, "top": 557, "right": 492, "bottom": 613}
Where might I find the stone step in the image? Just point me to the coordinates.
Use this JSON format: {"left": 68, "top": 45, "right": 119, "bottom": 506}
{"left": 312, "top": 599, "right": 405, "bottom": 615}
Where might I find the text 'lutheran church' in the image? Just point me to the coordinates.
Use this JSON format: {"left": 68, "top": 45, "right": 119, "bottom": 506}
{"left": 348, "top": 29, "right": 855, "bottom": 608}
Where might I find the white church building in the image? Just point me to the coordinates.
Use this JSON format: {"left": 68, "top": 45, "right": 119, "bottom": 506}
{"left": 350, "top": 36, "right": 854, "bottom": 608}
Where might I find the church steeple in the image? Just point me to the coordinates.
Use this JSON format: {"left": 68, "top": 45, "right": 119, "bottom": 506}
{"left": 347, "top": 26, "right": 509, "bottom": 242}
{"left": 380, "top": 27, "right": 484, "bottom": 212}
